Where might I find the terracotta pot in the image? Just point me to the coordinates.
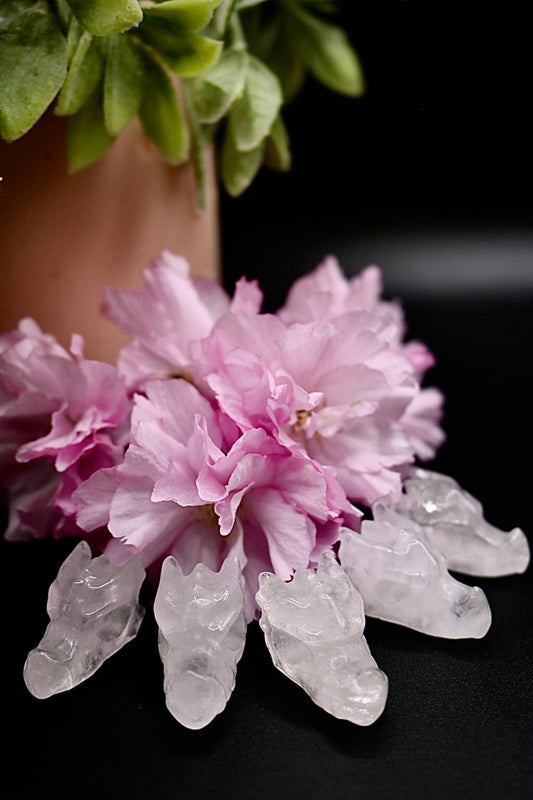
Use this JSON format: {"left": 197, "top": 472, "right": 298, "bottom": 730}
{"left": 0, "top": 113, "right": 220, "bottom": 363}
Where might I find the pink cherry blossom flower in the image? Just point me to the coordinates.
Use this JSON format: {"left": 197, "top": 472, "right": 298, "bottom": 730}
{"left": 0, "top": 318, "right": 71, "bottom": 446}
{"left": 75, "top": 378, "right": 358, "bottom": 621}
{"left": 15, "top": 343, "right": 130, "bottom": 472}
{"left": 278, "top": 255, "right": 436, "bottom": 374}
{"left": 103, "top": 250, "right": 262, "bottom": 390}
{"left": 1, "top": 255, "right": 445, "bottom": 601}
{"left": 0, "top": 320, "right": 130, "bottom": 540}
{"left": 193, "top": 304, "right": 425, "bottom": 505}
{"left": 278, "top": 256, "right": 388, "bottom": 325}
{"left": 401, "top": 387, "right": 445, "bottom": 461}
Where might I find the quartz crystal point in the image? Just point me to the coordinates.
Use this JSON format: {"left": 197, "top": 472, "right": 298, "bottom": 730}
{"left": 154, "top": 555, "right": 246, "bottom": 730}
{"left": 385, "top": 468, "right": 530, "bottom": 577}
{"left": 256, "top": 553, "right": 388, "bottom": 726}
{"left": 338, "top": 511, "right": 492, "bottom": 639}
{"left": 24, "top": 541, "right": 145, "bottom": 699}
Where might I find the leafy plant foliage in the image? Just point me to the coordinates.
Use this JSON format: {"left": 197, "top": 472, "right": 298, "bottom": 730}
{"left": 0, "top": 0, "right": 363, "bottom": 201}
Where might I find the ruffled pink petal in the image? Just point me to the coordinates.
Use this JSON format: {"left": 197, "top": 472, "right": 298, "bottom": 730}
{"left": 402, "top": 340, "right": 436, "bottom": 374}
{"left": 245, "top": 487, "right": 316, "bottom": 580}
{"left": 402, "top": 387, "right": 445, "bottom": 460}
{"left": 230, "top": 277, "right": 263, "bottom": 315}
{"left": 73, "top": 466, "right": 121, "bottom": 531}
{"left": 278, "top": 257, "right": 384, "bottom": 324}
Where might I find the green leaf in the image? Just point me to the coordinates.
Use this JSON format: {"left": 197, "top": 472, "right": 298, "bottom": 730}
{"left": 288, "top": 11, "right": 364, "bottom": 97}
{"left": 139, "top": 52, "right": 189, "bottom": 164}
{"left": 261, "top": 23, "right": 305, "bottom": 102}
{"left": 67, "top": 86, "right": 115, "bottom": 171}
{"left": 228, "top": 55, "right": 282, "bottom": 152}
{"left": 263, "top": 114, "right": 291, "bottom": 172}
{"left": 136, "top": 26, "right": 222, "bottom": 77}
{"left": 104, "top": 35, "right": 144, "bottom": 135}
{"left": 221, "top": 126, "right": 263, "bottom": 196}
{"left": 188, "top": 48, "right": 246, "bottom": 124}
{"left": 210, "top": 0, "right": 231, "bottom": 40}
{"left": 0, "top": 0, "right": 68, "bottom": 141}
{"left": 67, "top": 0, "right": 142, "bottom": 36}
{"left": 51, "top": 0, "right": 73, "bottom": 32}
{"left": 238, "top": 3, "right": 278, "bottom": 58}
{"left": 236, "top": 0, "right": 268, "bottom": 9}
{"left": 0, "top": 0, "right": 34, "bottom": 27}
{"left": 55, "top": 32, "right": 104, "bottom": 116}
{"left": 65, "top": 14, "right": 83, "bottom": 61}
{"left": 142, "top": 0, "right": 214, "bottom": 34}
{"left": 226, "top": 9, "right": 247, "bottom": 51}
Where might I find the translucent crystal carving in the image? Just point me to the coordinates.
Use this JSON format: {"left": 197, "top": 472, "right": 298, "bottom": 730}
{"left": 24, "top": 541, "right": 145, "bottom": 699}
{"left": 386, "top": 467, "right": 530, "bottom": 577}
{"left": 256, "top": 553, "right": 388, "bottom": 726}
{"left": 154, "top": 555, "right": 246, "bottom": 730}
{"left": 338, "top": 510, "right": 492, "bottom": 639}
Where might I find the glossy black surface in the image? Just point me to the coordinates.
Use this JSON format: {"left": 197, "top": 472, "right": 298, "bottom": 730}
{"left": 2, "top": 294, "right": 532, "bottom": 800}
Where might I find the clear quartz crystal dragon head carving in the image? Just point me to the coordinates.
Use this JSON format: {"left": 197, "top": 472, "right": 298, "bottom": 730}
{"left": 388, "top": 468, "right": 530, "bottom": 577}
{"left": 23, "top": 541, "right": 145, "bottom": 699}
{"left": 19, "top": 466, "right": 529, "bottom": 727}
{"left": 154, "top": 555, "right": 247, "bottom": 730}
{"left": 338, "top": 510, "right": 492, "bottom": 639}
{"left": 256, "top": 553, "right": 389, "bottom": 726}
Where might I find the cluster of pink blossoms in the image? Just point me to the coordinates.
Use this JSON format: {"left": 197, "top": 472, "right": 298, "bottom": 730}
{"left": 0, "top": 255, "right": 444, "bottom": 621}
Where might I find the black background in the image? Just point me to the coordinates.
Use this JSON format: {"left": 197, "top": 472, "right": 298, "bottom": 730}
{"left": 2, "top": 3, "right": 532, "bottom": 798}
{"left": 221, "top": 1, "right": 533, "bottom": 305}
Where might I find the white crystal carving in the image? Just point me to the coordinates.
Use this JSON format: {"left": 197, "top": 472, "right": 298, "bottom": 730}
{"left": 388, "top": 468, "right": 530, "bottom": 577}
{"left": 154, "top": 555, "right": 247, "bottom": 730}
{"left": 24, "top": 541, "right": 145, "bottom": 699}
{"left": 338, "top": 510, "right": 492, "bottom": 639}
{"left": 256, "top": 553, "right": 389, "bottom": 726}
